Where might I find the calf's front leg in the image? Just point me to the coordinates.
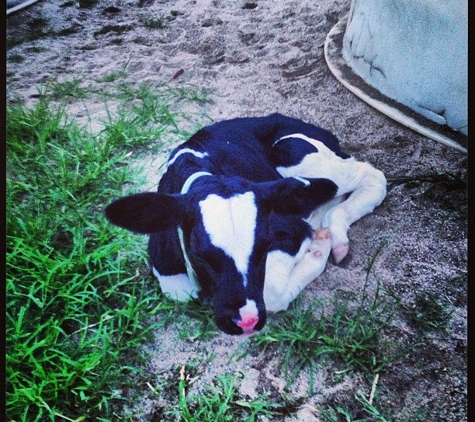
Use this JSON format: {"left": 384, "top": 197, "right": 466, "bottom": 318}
{"left": 264, "top": 228, "right": 332, "bottom": 312}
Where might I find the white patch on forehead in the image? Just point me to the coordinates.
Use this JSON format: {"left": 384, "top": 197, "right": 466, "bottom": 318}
{"left": 167, "top": 148, "right": 209, "bottom": 168}
{"left": 199, "top": 191, "right": 257, "bottom": 283}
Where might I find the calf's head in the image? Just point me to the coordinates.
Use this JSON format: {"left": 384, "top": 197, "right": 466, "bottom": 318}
{"left": 105, "top": 176, "right": 336, "bottom": 335}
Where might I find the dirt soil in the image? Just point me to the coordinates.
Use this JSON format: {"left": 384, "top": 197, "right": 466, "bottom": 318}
{"left": 6, "top": 0, "right": 467, "bottom": 421}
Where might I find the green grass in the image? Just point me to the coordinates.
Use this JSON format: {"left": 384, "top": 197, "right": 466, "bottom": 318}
{"left": 242, "top": 238, "right": 419, "bottom": 395}
{"left": 384, "top": 288, "right": 453, "bottom": 334}
{"left": 98, "top": 81, "right": 212, "bottom": 151}
{"left": 96, "top": 70, "right": 128, "bottom": 83}
{"left": 320, "top": 389, "right": 392, "bottom": 422}
{"left": 6, "top": 83, "right": 211, "bottom": 421}
{"left": 43, "top": 77, "right": 90, "bottom": 100}
{"left": 170, "top": 370, "right": 283, "bottom": 421}
{"left": 140, "top": 14, "right": 169, "bottom": 30}
{"left": 240, "top": 237, "right": 440, "bottom": 420}
{"left": 243, "top": 293, "right": 397, "bottom": 394}
{"left": 8, "top": 53, "right": 25, "bottom": 63}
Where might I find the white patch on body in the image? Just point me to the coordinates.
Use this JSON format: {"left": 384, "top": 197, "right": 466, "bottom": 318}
{"left": 152, "top": 267, "right": 199, "bottom": 301}
{"left": 167, "top": 148, "right": 209, "bottom": 168}
{"left": 199, "top": 192, "right": 257, "bottom": 286}
{"left": 276, "top": 133, "right": 359, "bottom": 196}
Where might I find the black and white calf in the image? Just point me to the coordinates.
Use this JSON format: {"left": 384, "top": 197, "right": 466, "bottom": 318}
{"left": 105, "top": 113, "right": 386, "bottom": 335}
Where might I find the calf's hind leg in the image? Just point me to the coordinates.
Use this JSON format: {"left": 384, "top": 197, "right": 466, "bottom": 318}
{"left": 274, "top": 135, "right": 387, "bottom": 264}
{"left": 320, "top": 160, "right": 386, "bottom": 263}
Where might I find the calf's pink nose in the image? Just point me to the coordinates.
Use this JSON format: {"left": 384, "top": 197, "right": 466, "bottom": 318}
{"left": 237, "top": 315, "right": 259, "bottom": 333}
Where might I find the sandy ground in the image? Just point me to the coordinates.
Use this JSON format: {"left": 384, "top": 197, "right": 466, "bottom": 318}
{"left": 6, "top": 0, "right": 467, "bottom": 420}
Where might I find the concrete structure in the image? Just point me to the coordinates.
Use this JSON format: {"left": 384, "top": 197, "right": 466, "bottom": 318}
{"left": 343, "top": 0, "right": 467, "bottom": 135}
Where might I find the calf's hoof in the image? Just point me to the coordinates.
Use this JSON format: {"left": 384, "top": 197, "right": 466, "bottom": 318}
{"left": 306, "top": 228, "right": 332, "bottom": 258}
{"left": 331, "top": 243, "right": 349, "bottom": 264}
{"left": 313, "top": 227, "right": 332, "bottom": 240}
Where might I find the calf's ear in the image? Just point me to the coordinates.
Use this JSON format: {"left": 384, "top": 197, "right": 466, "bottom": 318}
{"left": 105, "top": 192, "right": 184, "bottom": 234}
{"left": 261, "top": 177, "right": 337, "bottom": 215}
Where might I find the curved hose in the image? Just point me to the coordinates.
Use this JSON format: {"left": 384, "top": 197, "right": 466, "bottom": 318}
{"left": 7, "top": 0, "right": 42, "bottom": 15}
